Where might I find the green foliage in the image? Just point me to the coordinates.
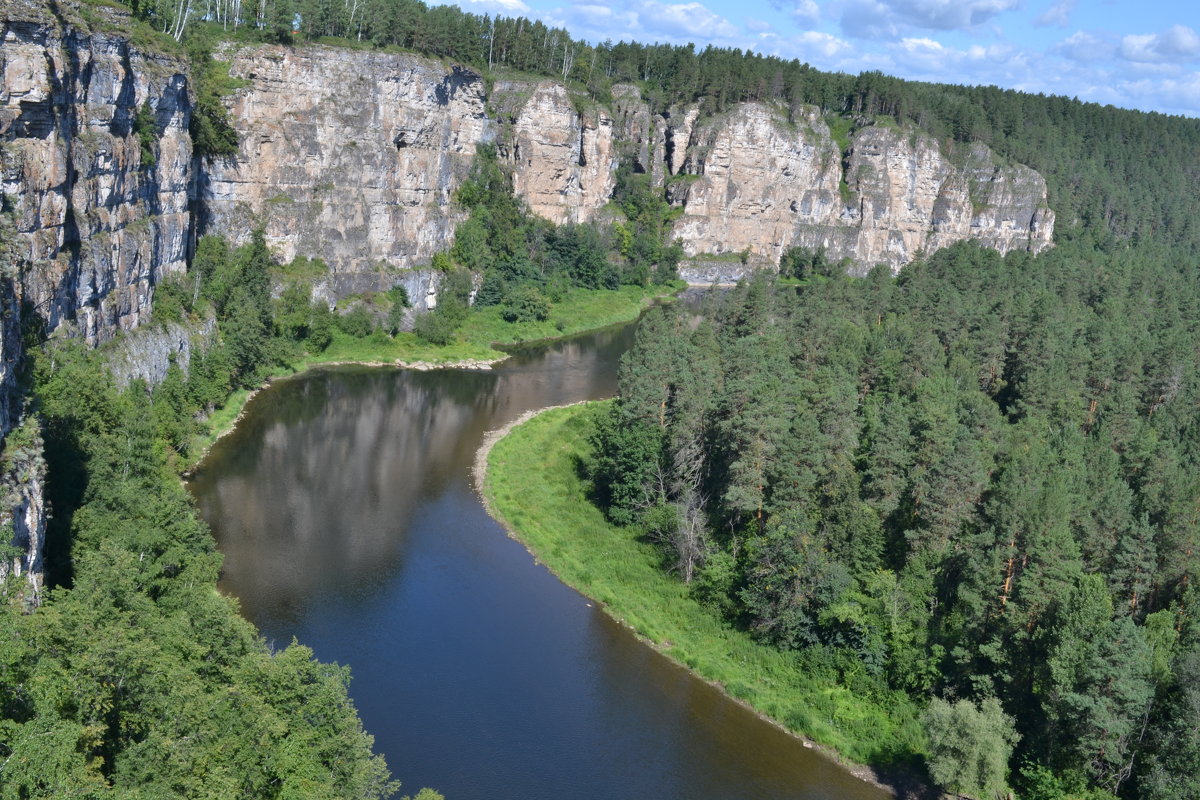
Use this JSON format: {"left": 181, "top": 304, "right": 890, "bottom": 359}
{"left": 412, "top": 305, "right": 461, "bottom": 346}
{"left": 307, "top": 301, "right": 334, "bottom": 351}
{"left": 336, "top": 306, "right": 376, "bottom": 338}
{"left": 487, "top": 402, "right": 925, "bottom": 769}
{"left": 6, "top": 278, "right": 401, "bottom": 797}
{"left": 186, "top": 39, "right": 241, "bottom": 159}
{"left": 779, "top": 246, "right": 843, "bottom": 280}
{"left": 587, "top": 238, "right": 1200, "bottom": 797}
{"left": 132, "top": 100, "right": 157, "bottom": 168}
{"left": 923, "top": 697, "right": 1018, "bottom": 799}
{"left": 501, "top": 286, "right": 550, "bottom": 323}
{"left": 385, "top": 286, "right": 410, "bottom": 335}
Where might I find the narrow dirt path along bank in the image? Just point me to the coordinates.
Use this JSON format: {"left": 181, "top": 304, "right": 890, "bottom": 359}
{"left": 477, "top": 401, "right": 938, "bottom": 800}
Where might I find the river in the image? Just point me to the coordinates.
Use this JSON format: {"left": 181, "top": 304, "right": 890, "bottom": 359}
{"left": 186, "top": 308, "right": 889, "bottom": 800}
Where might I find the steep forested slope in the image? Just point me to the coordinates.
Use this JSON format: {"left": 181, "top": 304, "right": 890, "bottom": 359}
{"left": 592, "top": 240, "right": 1200, "bottom": 799}
{"left": 3, "top": 0, "right": 1198, "bottom": 797}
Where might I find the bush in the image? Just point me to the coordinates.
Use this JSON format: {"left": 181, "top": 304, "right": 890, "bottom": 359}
{"left": 385, "top": 286, "right": 410, "bottom": 335}
{"left": 413, "top": 309, "right": 459, "bottom": 345}
{"left": 501, "top": 287, "right": 551, "bottom": 323}
{"left": 475, "top": 270, "right": 506, "bottom": 307}
{"left": 307, "top": 303, "right": 333, "bottom": 351}
{"left": 133, "top": 100, "right": 157, "bottom": 168}
{"left": 335, "top": 306, "right": 374, "bottom": 338}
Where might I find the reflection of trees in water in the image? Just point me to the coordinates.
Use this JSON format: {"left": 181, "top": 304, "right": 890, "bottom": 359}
{"left": 190, "top": 321, "right": 638, "bottom": 625}
{"left": 197, "top": 369, "right": 497, "bottom": 621}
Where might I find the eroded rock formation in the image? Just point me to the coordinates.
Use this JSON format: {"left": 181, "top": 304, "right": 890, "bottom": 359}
{"left": 1, "top": 0, "right": 192, "bottom": 345}
{"left": 1, "top": 0, "right": 193, "bottom": 599}
{"left": 202, "top": 44, "right": 490, "bottom": 299}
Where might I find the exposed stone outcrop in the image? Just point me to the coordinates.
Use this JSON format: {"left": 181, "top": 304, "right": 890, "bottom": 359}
{"left": 669, "top": 104, "right": 843, "bottom": 266}
{"left": 205, "top": 44, "right": 1053, "bottom": 284}
{"left": 667, "top": 105, "right": 1053, "bottom": 272}
{"left": 107, "top": 316, "right": 216, "bottom": 389}
{"left": 0, "top": 413, "right": 44, "bottom": 607}
{"left": 1, "top": 0, "right": 192, "bottom": 602}
{"left": 1, "top": 0, "right": 193, "bottom": 345}
{"left": 202, "top": 44, "right": 490, "bottom": 294}
{"left": 492, "top": 88, "right": 1052, "bottom": 273}
{"left": 498, "top": 82, "right": 617, "bottom": 224}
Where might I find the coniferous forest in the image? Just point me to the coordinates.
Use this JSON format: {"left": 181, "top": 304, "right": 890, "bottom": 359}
{"left": 2, "top": 0, "right": 1199, "bottom": 797}
{"left": 592, "top": 237, "right": 1200, "bottom": 800}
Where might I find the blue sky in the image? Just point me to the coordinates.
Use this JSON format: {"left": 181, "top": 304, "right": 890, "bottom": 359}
{"left": 443, "top": 0, "right": 1200, "bottom": 117}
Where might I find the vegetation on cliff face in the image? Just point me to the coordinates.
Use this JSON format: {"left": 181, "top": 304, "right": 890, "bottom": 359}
{"left": 160, "top": 0, "right": 1199, "bottom": 255}
{"left": 1, "top": 208, "right": 674, "bottom": 798}
{"left": 587, "top": 241, "right": 1199, "bottom": 799}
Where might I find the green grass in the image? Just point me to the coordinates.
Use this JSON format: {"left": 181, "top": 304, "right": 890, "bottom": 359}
{"left": 461, "top": 283, "right": 680, "bottom": 348}
{"left": 484, "top": 401, "right": 925, "bottom": 771}
{"left": 182, "top": 284, "right": 677, "bottom": 469}
{"left": 826, "top": 114, "right": 854, "bottom": 155}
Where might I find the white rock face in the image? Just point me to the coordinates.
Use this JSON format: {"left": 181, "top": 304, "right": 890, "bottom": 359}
{"left": 1, "top": 0, "right": 192, "bottom": 343}
{"left": 202, "top": 45, "right": 491, "bottom": 296}
{"left": 208, "top": 48, "right": 1053, "bottom": 283}
{"left": 1, "top": 0, "right": 191, "bottom": 605}
{"left": 667, "top": 106, "right": 1054, "bottom": 272}
{"left": 505, "top": 83, "right": 617, "bottom": 225}
{"left": 669, "top": 104, "right": 843, "bottom": 263}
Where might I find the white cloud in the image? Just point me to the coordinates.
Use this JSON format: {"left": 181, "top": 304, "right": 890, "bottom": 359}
{"left": 794, "top": 30, "right": 855, "bottom": 58}
{"left": 768, "top": 0, "right": 821, "bottom": 27}
{"left": 549, "top": 0, "right": 741, "bottom": 45}
{"left": 1120, "top": 25, "right": 1200, "bottom": 63}
{"left": 792, "top": 0, "right": 822, "bottom": 26}
{"left": 1054, "top": 31, "right": 1114, "bottom": 63}
{"left": 839, "top": 0, "right": 1018, "bottom": 39}
{"left": 1156, "top": 71, "right": 1200, "bottom": 114}
{"left": 1035, "top": 0, "right": 1075, "bottom": 28}
{"left": 639, "top": 1, "right": 741, "bottom": 39}
{"left": 441, "top": 0, "right": 532, "bottom": 14}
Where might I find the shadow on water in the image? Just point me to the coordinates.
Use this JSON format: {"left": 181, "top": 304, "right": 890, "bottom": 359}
{"left": 188, "top": 306, "right": 893, "bottom": 800}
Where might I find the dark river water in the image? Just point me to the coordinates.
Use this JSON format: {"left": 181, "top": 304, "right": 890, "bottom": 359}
{"left": 187, "top": 311, "right": 888, "bottom": 800}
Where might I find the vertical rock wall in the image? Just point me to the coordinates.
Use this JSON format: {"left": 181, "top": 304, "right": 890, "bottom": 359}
{"left": 1, "top": 0, "right": 193, "bottom": 345}
{"left": 1, "top": 0, "right": 192, "bottom": 602}
{"left": 201, "top": 45, "right": 491, "bottom": 301}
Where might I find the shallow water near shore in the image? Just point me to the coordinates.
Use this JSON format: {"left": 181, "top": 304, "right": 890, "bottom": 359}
{"left": 187, "top": 311, "right": 889, "bottom": 800}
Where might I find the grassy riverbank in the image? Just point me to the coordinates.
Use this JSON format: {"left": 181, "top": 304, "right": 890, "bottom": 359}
{"left": 482, "top": 401, "right": 926, "bottom": 778}
{"left": 182, "top": 284, "right": 678, "bottom": 469}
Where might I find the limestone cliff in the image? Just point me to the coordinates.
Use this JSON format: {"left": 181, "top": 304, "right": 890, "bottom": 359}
{"left": 497, "top": 82, "right": 616, "bottom": 225}
{"left": 1, "top": 0, "right": 193, "bottom": 600}
{"left": 1, "top": 0, "right": 193, "bottom": 344}
{"left": 202, "top": 44, "right": 490, "bottom": 303}
{"left": 205, "top": 45, "right": 1052, "bottom": 284}
{"left": 509, "top": 93, "right": 1054, "bottom": 273}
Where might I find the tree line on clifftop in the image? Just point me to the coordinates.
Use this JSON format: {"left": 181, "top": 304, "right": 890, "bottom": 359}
{"left": 4, "top": 1, "right": 1200, "bottom": 796}
{"left": 166, "top": 0, "right": 1200, "bottom": 255}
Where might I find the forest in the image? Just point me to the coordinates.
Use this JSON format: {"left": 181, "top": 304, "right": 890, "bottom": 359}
{"left": 162, "top": 0, "right": 1200, "bottom": 255}
{"left": 591, "top": 238, "right": 1200, "bottom": 800}
{"left": 2, "top": 0, "right": 1199, "bottom": 796}
{"left": 0, "top": 91, "right": 679, "bottom": 797}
